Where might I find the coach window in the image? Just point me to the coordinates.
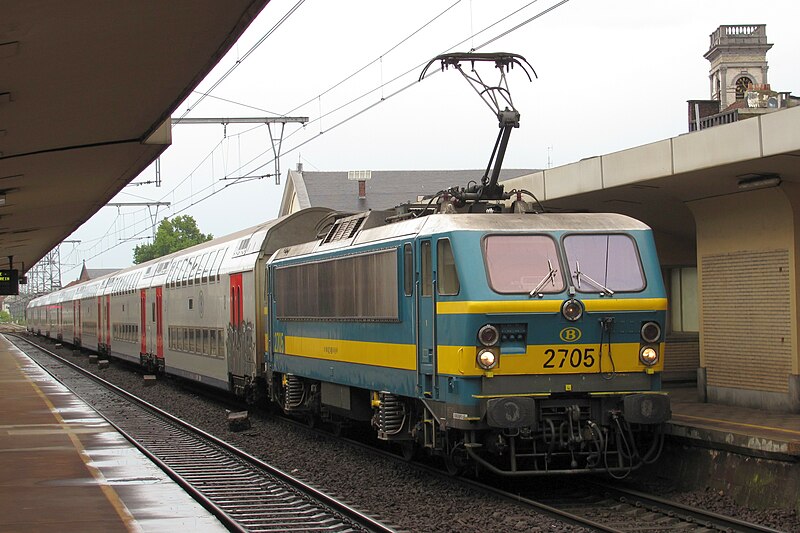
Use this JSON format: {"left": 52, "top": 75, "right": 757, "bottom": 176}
{"left": 195, "top": 254, "right": 206, "bottom": 284}
{"left": 213, "top": 251, "right": 221, "bottom": 282}
{"left": 421, "top": 240, "right": 432, "bottom": 297}
{"left": 212, "top": 249, "right": 225, "bottom": 282}
{"left": 403, "top": 244, "right": 413, "bottom": 296}
{"left": 200, "top": 252, "right": 211, "bottom": 283}
{"left": 180, "top": 258, "right": 190, "bottom": 287}
{"left": 174, "top": 259, "right": 184, "bottom": 287}
{"left": 437, "top": 239, "right": 460, "bottom": 295}
{"left": 187, "top": 259, "right": 196, "bottom": 286}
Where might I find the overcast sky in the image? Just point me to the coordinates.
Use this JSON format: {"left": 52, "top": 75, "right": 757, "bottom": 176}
{"left": 59, "top": 0, "right": 800, "bottom": 279}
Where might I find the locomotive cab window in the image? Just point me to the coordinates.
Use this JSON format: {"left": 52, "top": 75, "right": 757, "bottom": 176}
{"left": 563, "top": 234, "right": 645, "bottom": 292}
{"left": 437, "top": 239, "right": 460, "bottom": 295}
{"left": 484, "top": 235, "right": 564, "bottom": 294}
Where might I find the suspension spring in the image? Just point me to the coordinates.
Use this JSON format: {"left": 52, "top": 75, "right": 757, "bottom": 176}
{"left": 284, "top": 374, "right": 305, "bottom": 410}
{"left": 379, "top": 393, "right": 405, "bottom": 436}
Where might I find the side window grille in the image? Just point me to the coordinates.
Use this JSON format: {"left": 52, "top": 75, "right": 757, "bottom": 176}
{"left": 323, "top": 214, "right": 367, "bottom": 244}
{"left": 232, "top": 238, "right": 251, "bottom": 257}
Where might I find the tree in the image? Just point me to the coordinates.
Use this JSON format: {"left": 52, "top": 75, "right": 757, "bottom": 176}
{"left": 133, "top": 215, "right": 213, "bottom": 264}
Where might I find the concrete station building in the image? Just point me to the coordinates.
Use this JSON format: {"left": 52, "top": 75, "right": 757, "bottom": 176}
{"left": 279, "top": 25, "right": 800, "bottom": 414}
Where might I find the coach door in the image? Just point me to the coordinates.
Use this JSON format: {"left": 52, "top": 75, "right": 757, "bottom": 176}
{"left": 228, "top": 273, "right": 245, "bottom": 379}
{"left": 97, "top": 297, "right": 102, "bottom": 348}
{"left": 155, "top": 287, "right": 164, "bottom": 362}
{"left": 230, "top": 273, "right": 243, "bottom": 329}
{"left": 140, "top": 289, "right": 147, "bottom": 357}
{"left": 416, "top": 239, "right": 438, "bottom": 399}
{"left": 74, "top": 301, "right": 80, "bottom": 345}
{"left": 105, "top": 295, "right": 111, "bottom": 353}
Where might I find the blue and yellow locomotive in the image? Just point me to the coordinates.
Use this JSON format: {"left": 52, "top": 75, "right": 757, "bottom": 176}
{"left": 266, "top": 51, "right": 669, "bottom": 476}
{"left": 266, "top": 205, "right": 670, "bottom": 475}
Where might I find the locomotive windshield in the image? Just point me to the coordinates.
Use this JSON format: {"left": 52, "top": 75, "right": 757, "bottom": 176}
{"left": 483, "top": 235, "right": 565, "bottom": 294}
{"left": 563, "top": 234, "right": 645, "bottom": 293}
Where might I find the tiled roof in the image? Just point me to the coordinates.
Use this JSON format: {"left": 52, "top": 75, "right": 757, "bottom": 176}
{"left": 290, "top": 169, "right": 538, "bottom": 212}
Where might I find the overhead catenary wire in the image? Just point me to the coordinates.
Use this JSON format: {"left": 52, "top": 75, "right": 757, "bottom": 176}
{"left": 68, "top": 0, "right": 572, "bottom": 271}
{"left": 240, "top": 0, "right": 565, "bottom": 178}
{"left": 115, "top": 1, "right": 471, "bottom": 217}
{"left": 189, "top": 90, "right": 283, "bottom": 116}
{"left": 282, "top": 0, "right": 464, "bottom": 117}
{"left": 178, "top": 0, "right": 308, "bottom": 119}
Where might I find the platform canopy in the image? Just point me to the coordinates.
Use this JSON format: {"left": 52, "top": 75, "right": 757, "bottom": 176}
{"left": 0, "top": 0, "right": 270, "bottom": 275}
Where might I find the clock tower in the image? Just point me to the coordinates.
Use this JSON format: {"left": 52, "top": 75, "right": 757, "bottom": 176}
{"left": 704, "top": 25, "right": 772, "bottom": 110}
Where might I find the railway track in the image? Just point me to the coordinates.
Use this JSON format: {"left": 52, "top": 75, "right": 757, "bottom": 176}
{"left": 276, "top": 411, "right": 785, "bottom": 532}
{"left": 14, "top": 332, "right": 791, "bottom": 533}
{"left": 486, "top": 479, "right": 787, "bottom": 533}
{"left": 346, "top": 440, "right": 787, "bottom": 532}
{"left": 303, "top": 411, "right": 787, "bottom": 532}
{"left": 8, "top": 334, "right": 394, "bottom": 533}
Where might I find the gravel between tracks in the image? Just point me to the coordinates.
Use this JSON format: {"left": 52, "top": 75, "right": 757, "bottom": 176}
{"left": 26, "top": 336, "right": 800, "bottom": 532}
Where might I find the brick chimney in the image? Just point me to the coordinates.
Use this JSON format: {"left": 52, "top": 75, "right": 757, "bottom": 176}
{"left": 347, "top": 170, "right": 372, "bottom": 201}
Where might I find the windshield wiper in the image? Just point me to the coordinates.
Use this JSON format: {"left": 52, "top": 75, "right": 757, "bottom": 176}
{"left": 573, "top": 261, "right": 614, "bottom": 296}
{"left": 530, "top": 259, "right": 558, "bottom": 297}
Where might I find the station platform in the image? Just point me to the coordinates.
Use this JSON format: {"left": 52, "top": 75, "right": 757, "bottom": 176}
{"left": 0, "top": 335, "right": 227, "bottom": 532}
{"left": 664, "top": 382, "right": 800, "bottom": 461}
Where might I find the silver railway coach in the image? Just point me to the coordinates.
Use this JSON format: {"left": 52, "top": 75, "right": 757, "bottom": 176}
{"left": 27, "top": 208, "right": 332, "bottom": 400}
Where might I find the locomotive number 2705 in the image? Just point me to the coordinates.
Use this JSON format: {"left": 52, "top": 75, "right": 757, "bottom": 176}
{"left": 543, "top": 347, "right": 596, "bottom": 369}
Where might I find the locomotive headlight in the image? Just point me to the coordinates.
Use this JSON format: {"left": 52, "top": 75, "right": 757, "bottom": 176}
{"left": 477, "top": 349, "right": 498, "bottom": 370}
{"left": 640, "top": 321, "right": 662, "bottom": 343}
{"left": 639, "top": 346, "right": 659, "bottom": 366}
{"left": 561, "top": 298, "right": 583, "bottom": 322}
{"left": 477, "top": 324, "right": 500, "bottom": 347}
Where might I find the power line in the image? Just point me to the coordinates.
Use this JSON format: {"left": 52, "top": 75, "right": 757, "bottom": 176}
{"left": 189, "top": 90, "right": 283, "bottom": 115}
{"left": 72, "top": 0, "right": 572, "bottom": 266}
{"left": 178, "top": 0, "right": 308, "bottom": 119}
{"left": 283, "top": 0, "right": 464, "bottom": 116}
{"left": 240, "top": 0, "right": 565, "bottom": 178}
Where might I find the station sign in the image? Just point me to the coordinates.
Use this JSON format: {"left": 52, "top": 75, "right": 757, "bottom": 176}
{"left": 0, "top": 269, "right": 19, "bottom": 295}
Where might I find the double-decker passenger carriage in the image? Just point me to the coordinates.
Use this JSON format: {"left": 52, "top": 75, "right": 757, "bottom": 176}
{"left": 27, "top": 208, "right": 332, "bottom": 401}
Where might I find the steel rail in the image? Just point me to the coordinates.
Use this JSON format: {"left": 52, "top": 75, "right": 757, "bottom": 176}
{"left": 8, "top": 334, "right": 394, "bottom": 533}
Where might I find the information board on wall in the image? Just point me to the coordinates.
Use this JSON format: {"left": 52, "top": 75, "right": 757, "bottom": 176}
{"left": 0, "top": 269, "right": 19, "bottom": 295}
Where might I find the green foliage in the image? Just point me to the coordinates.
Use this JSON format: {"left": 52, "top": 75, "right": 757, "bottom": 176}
{"left": 133, "top": 215, "right": 213, "bottom": 264}
{"left": 0, "top": 310, "right": 10, "bottom": 323}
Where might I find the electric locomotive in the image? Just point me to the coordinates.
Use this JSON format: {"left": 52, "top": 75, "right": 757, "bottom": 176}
{"left": 266, "top": 205, "right": 670, "bottom": 475}
{"left": 264, "top": 52, "right": 670, "bottom": 475}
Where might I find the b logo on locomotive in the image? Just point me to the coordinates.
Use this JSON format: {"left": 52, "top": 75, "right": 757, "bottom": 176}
{"left": 559, "top": 327, "right": 582, "bottom": 342}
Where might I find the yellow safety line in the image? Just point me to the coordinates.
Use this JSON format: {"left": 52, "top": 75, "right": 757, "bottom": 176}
{"left": 14, "top": 356, "right": 139, "bottom": 532}
{"left": 672, "top": 412, "right": 800, "bottom": 438}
